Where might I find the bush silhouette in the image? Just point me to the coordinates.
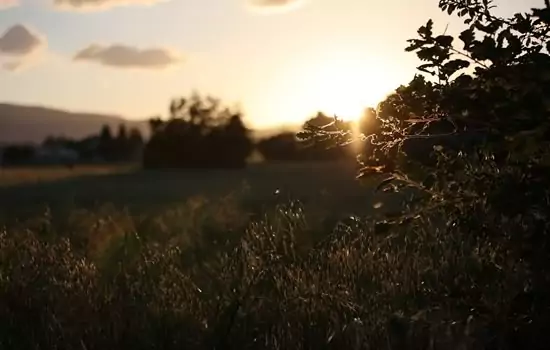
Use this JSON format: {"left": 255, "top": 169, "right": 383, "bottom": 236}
{"left": 143, "top": 94, "right": 253, "bottom": 169}
{"left": 300, "top": 112, "right": 354, "bottom": 160}
{"left": 259, "top": 112, "right": 354, "bottom": 162}
{"left": 303, "top": 0, "right": 550, "bottom": 346}
{"left": 257, "top": 132, "right": 301, "bottom": 162}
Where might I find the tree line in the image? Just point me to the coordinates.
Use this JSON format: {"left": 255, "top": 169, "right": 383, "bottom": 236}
{"left": 1, "top": 124, "right": 144, "bottom": 166}
{"left": 140, "top": 96, "right": 384, "bottom": 169}
{"left": 0, "top": 80, "right": 498, "bottom": 168}
{"left": 1, "top": 95, "right": 367, "bottom": 168}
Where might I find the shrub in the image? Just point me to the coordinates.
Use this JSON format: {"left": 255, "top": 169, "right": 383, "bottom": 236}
{"left": 300, "top": 0, "right": 550, "bottom": 347}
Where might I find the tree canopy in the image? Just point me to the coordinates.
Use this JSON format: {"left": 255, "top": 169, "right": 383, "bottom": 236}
{"left": 142, "top": 93, "right": 253, "bottom": 169}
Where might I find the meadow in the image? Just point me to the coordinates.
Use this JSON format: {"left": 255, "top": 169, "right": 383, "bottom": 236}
{"left": 0, "top": 164, "right": 134, "bottom": 188}
{"left": 0, "top": 161, "right": 397, "bottom": 231}
{"left": 0, "top": 162, "right": 531, "bottom": 349}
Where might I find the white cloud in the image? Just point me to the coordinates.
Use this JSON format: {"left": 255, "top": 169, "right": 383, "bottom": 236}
{"left": 53, "top": 0, "right": 167, "bottom": 11}
{"left": 73, "top": 44, "right": 182, "bottom": 70}
{"left": 245, "top": 0, "right": 306, "bottom": 14}
{"left": 0, "top": 24, "right": 47, "bottom": 71}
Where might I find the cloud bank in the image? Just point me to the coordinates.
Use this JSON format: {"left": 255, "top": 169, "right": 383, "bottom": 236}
{"left": 53, "top": 0, "right": 167, "bottom": 11}
{"left": 73, "top": 44, "right": 182, "bottom": 69}
{"left": 0, "top": 24, "right": 46, "bottom": 71}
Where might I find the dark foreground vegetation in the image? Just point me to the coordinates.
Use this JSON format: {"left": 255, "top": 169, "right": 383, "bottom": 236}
{"left": 2, "top": 0, "right": 550, "bottom": 349}
{"left": 0, "top": 202, "right": 531, "bottom": 350}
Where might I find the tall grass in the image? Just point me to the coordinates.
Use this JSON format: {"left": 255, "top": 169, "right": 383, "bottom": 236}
{"left": 0, "top": 165, "right": 132, "bottom": 187}
{"left": 0, "top": 199, "right": 534, "bottom": 349}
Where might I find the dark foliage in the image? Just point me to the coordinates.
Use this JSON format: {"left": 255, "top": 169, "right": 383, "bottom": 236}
{"left": 96, "top": 124, "right": 144, "bottom": 162}
{"left": 258, "top": 112, "right": 354, "bottom": 162}
{"left": 143, "top": 94, "right": 253, "bottom": 169}
{"left": 257, "top": 132, "right": 302, "bottom": 162}
{"left": 0, "top": 202, "right": 528, "bottom": 349}
{"left": 302, "top": 0, "right": 550, "bottom": 347}
{"left": 43, "top": 124, "right": 144, "bottom": 162}
{"left": 0, "top": 145, "right": 35, "bottom": 166}
{"left": 298, "top": 112, "right": 356, "bottom": 160}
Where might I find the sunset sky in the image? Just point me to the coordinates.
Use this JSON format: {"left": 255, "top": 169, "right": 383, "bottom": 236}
{"left": 0, "top": 0, "right": 542, "bottom": 129}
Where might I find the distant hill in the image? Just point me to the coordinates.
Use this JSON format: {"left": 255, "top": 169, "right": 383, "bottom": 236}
{"left": 0, "top": 103, "right": 300, "bottom": 145}
{"left": 0, "top": 103, "right": 150, "bottom": 144}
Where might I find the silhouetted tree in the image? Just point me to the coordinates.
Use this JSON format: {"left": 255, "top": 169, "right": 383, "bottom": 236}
{"left": 218, "top": 113, "right": 254, "bottom": 168}
{"left": 357, "top": 107, "right": 379, "bottom": 136}
{"left": 1, "top": 145, "right": 35, "bottom": 166}
{"left": 259, "top": 112, "right": 360, "bottom": 163}
{"left": 99, "top": 125, "right": 113, "bottom": 142}
{"left": 148, "top": 118, "right": 163, "bottom": 134}
{"left": 143, "top": 94, "right": 253, "bottom": 169}
{"left": 75, "top": 135, "right": 101, "bottom": 161}
{"left": 257, "top": 132, "right": 301, "bottom": 162}
{"left": 297, "top": 112, "right": 355, "bottom": 161}
{"left": 127, "top": 128, "right": 144, "bottom": 161}
{"left": 116, "top": 124, "right": 128, "bottom": 141}
{"left": 113, "top": 124, "right": 129, "bottom": 161}
{"left": 40, "top": 123, "right": 143, "bottom": 163}
{"left": 98, "top": 124, "right": 114, "bottom": 161}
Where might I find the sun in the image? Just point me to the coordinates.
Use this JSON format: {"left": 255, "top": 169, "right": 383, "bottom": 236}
{"left": 297, "top": 53, "right": 386, "bottom": 122}
{"left": 309, "top": 65, "right": 367, "bottom": 120}
{"left": 252, "top": 50, "right": 393, "bottom": 129}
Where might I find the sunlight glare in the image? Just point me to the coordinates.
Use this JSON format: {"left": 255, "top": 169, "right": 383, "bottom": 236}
{"left": 245, "top": 0, "right": 308, "bottom": 14}
{"left": 254, "top": 50, "right": 394, "bottom": 129}
{"left": 298, "top": 53, "right": 385, "bottom": 122}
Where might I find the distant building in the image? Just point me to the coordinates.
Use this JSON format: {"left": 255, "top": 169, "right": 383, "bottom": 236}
{"left": 32, "top": 146, "right": 79, "bottom": 165}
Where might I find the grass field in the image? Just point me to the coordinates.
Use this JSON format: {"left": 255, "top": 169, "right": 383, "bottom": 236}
{"left": 0, "top": 161, "right": 399, "bottom": 228}
{"left": 0, "top": 160, "right": 403, "bottom": 259}
{"left": 0, "top": 161, "right": 532, "bottom": 349}
{"left": 0, "top": 164, "right": 135, "bottom": 187}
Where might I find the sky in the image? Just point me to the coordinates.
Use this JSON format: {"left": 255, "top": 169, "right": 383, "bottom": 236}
{"left": 0, "top": 0, "right": 544, "bottom": 129}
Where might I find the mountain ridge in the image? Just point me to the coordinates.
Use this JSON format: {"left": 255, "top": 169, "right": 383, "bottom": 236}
{"left": 0, "top": 103, "right": 298, "bottom": 144}
{"left": 0, "top": 102, "right": 148, "bottom": 144}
